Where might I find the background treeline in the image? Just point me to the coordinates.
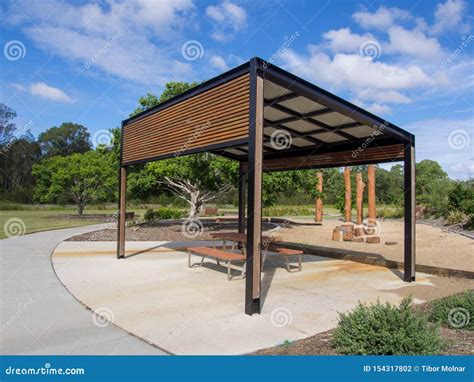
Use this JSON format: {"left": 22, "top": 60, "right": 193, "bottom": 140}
{"left": 0, "top": 81, "right": 472, "bottom": 227}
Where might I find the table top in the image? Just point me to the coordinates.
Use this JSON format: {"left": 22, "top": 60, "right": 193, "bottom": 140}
{"left": 209, "top": 232, "right": 276, "bottom": 244}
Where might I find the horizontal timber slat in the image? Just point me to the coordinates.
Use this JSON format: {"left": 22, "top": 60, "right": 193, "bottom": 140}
{"left": 122, "top": 74, "right": 250, "bottom": 164}
{"left": 242, "top": 144, "right": 404, "bottom": 172}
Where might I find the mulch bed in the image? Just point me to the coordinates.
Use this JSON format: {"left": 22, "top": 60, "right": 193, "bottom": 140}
{"left": 66, "top": 221, "right": 278, "bottom": 242}
{"left": 251, "top": 325, "right": 473, "bottom": 355}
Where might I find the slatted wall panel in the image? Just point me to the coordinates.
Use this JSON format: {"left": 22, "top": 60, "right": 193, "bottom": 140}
{"left": 243, "top": 144, "right": 404, "bottom": 172}
{"left": 122, "top": 74, "right": 250, "bottom": 165}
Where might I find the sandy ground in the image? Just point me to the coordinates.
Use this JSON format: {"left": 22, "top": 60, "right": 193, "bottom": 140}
{"left": 277, "top": 219, "right": 474, "bottom": 273}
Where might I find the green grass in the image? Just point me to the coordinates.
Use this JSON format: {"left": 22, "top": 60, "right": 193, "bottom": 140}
{"left": 0, "top": 210, "right": 107, "bottom": 239}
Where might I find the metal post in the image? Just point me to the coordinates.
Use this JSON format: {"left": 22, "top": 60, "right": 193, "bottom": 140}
{"left": 403, "top": 141, "right": 416, "bottom": 281}
{"left": 117, "top": 166, "right": 127, "bottom": 259}
{"left": 238, "top": 162, "right": 246, "bottom": 234}
{"left": 245, "top": 58, "right": 264, "bottom": 315}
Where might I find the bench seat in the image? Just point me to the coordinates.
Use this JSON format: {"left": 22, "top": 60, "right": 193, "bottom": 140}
{"left": 187, "top": 246, "right": 246, "bottom": 280}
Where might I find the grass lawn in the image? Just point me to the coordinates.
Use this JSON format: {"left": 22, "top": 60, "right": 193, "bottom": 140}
{"left": 0, "top": 210, "right": 109, "bottom": 239}
{"left": 0, "top": 202, "right": 344, "bottom": 240}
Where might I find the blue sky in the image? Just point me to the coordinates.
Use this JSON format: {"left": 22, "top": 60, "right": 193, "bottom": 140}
{"left": 0, "top": 0, "right": 472, "bottom": 179}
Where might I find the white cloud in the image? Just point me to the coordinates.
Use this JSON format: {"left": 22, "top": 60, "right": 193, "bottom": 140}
{"left": 405, "top": 117, "right": 473, "bottom": 180}
{"left": 206, "top": 1, "right": 247, "bottom": 41}
{"left": 353, "top": 6, "right": 412, "bottom": 30}
{"left": 29, "top": 82, "right": 73, "bottom": 103}
{"left": 355, "top": 89, "right": 412, "bottom": 104}
{"left": 210, "top": 55, "right": 229, "bottom": 71}
{"left": 385, "top": 26, "right": 444, "bottom": 59}
{"left": 279, "top": 47, "right": 433, "bottom": 92}
{"left": 432, "top": 0, "right": 470, "bottom": 34}
{"left": 9, "top": 0, "right": 195, "bottom": 86}
{"left": 323, "top": 28, "right": 374, "bottom": 53}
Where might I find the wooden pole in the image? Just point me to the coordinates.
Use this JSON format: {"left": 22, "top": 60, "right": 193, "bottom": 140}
{"left": 344, "top": 167, "right": 351, "bottom": 222}
{"left": 315, "top": 171, "right": 323, "bottom": 222}
{"left": 245, "top": 59, "right": 263, "bottom": 315}
{"left": 404, "top": 142, "right": 416, "bottom": 281}
{"left": 368, "top": 165, "right": 376, "bottom": 226}
{"left": 356, "top": 172, "right": 365, "bottom": 225}
{"left": 117, "top": 166, "right": 127, "bottom": 259}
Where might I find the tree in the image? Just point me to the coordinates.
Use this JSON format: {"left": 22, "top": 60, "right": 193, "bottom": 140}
{"left": 0, "top": 103, "right": 17, "bottom": 143}
{"left": 416, "top": 160, "right": 452, "bottom": 213}
{"left": 38, "top": 122, "right": 91, "bottom": 157}
{"left": 32, "top": 151, "right": 116, "bottom": 215}
{"left": 132, "top": 153, "right": 238, "bottom": 218}
{"left": 130, "top": 81, "right": 199, "bottom": 116}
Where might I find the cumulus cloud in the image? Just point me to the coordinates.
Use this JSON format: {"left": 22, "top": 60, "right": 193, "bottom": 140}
{"left": 206, "top": 1, "right": 247, "bottom": 41}
{"left": 323, "top": 28, "right": 374, "bottom": 53}
{"left": 29, "top": 82, "right": 73, "bottom": 103}
{"left": 8, "top": 0, "right": 195, "bottom": 86}
{"left": 385, "top": 26, "right": 444, "bottom": 59}
{"left": 353, "top": 6, "right": 412, "bottom": 30}
{"left": 210, "top": 55, "right": 229, "bottom": 71}
{"left": 432, "top": 0, "right": 470, "bottom": 34}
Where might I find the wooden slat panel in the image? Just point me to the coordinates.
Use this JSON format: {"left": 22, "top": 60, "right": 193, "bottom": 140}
{"left": 242, "top": 144, "right": 404, "bottom": 172}
{"left": 122, "top": 74, "right": 250, "bottom": 164}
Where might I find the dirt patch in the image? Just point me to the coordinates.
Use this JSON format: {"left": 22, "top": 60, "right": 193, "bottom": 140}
{"left": 277, "top": 220, "right": 474, "bottom": 273}
{"left": 66, "top": 221, "right": 278, "bottom": 242}
{"left": 252, "top": 327, "right": 473, "bottom": 355}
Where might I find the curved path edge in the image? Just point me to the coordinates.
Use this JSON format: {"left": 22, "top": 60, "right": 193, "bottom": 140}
{"left": 0, "top": 225, "right": 166, "bottom": 355}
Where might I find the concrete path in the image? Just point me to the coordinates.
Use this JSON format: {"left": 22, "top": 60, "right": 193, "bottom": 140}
{"left": 0, "top": 225, "right": 165, "bottom": 355}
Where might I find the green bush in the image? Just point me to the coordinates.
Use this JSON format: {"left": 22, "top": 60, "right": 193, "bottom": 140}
{"left": 445, "top": 210, "right": 470, "bottom": 226}
{"left": 377, "top": 205, "right": 404, "bottom": 219}
{"left": 144, "top": 207, "right": 183, "bottom": 221}
{"left": 428, "top": 291, "right": 474, "bottom": 331}
{"left": 262, "top": 206, "right": 313, "bottom": 217}
{"left": 332, "top": 297, "right": 444, "bottom": 355}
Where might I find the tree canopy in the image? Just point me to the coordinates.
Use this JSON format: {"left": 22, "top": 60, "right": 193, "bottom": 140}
{"left": 32, "top": 151, "right": 116, "bottom": 215}
{"left": 38, "top": 122, "right": 91, "bottom": 157}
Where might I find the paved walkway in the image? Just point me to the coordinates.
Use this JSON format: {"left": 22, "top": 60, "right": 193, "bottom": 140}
{"left": 0, "top": 225, "right": 165, "bottom": 355}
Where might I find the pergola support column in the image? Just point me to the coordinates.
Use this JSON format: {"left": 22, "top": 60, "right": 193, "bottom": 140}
{"left": 117, "top": 166, "right": 127, "bottom": 259}
{"left": 245, "top": 58, "right": 264, "bottom": 315}
{"left": 403, "top": 141, "right": 416, "bottom": 281}
{"left": 238, "top": 162, "right": 246, "bottom": 234}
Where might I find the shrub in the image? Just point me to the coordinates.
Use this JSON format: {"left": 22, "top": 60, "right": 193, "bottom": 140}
{"left": 144, "top": 207, "right": 183, "bottom": 221}
{"left": 332, "top": 297, "right": 444, "bottom": 355}
{"left": 445, "top": 210, "right": 470, "bottom": 226}
{"left": 144, "top": 208, "right": 158, "bottom": 221}
{"left": 377, "top": 205, "right": 404, "bottom": 219}
{"left": 156, "top": 207, "right": 183, "bottom": 220}
{"left": 428, "top": 291, "right": 474, "bottom": 331}
{"left": 262, "top": 206, "right": 313, "bottom": 217}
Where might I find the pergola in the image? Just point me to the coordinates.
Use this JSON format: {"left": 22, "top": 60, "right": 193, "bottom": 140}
{"left": 117, "top": 57, "right": 416, "bottom": 316}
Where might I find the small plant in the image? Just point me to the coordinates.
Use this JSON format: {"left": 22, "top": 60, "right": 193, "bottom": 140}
{"left": 445, "top": 210, "right": 469, "bottom": 226}
{"left": 156, "top": 207, "right": 183, "bottom": 220}
{"left": 144, "top": 208, "right": 158, "bottom": 221}
{"left": 377, "top": 205, "right": 404, "bottom": 219}
{"left": 332, "top": 297, "right": 444, "bottom": 355}
{"left": 428, "top": 291, "right": 473, "bottom": 331}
